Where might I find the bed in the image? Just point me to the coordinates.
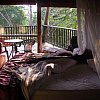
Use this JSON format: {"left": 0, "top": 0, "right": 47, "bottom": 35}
{"left": 30, "top": 63, "right": 100, "bottom": 100}
{"left": 12, "top": 54, "right": 100, "bottom": 100}
{"left": 1, "top": 53, "right": 100, "bottom": 100}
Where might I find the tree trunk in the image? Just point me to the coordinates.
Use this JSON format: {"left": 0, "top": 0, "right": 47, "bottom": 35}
{"left": 29, "top": 5, "right": 33, "bottom": 26}
{"left": 42, "top": 7, "right": 50, "bottom": 43}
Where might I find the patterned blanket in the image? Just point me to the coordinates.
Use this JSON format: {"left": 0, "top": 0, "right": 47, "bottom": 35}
{"left": 13, "top": 61, "right": 53, "bottom": 100}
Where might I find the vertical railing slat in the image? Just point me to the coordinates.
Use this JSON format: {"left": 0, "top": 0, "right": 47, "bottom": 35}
{"left": 1, "top": 25, "right": 77, "bottom": 49}
{"left": 43, "top": 25, "right": 77, "bottom": 49}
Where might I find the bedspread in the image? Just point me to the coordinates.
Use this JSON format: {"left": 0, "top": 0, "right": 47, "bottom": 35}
{"left": 12, "top": 61, "right": 52, "bottom": 100}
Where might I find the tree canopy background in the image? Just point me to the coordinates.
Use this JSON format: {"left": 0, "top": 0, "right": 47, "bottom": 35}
{"left": 0, "top": 5, "right": 77, "bottom": 29}
{"left": 40, "top": 7, "right": 77, "bottom": 29}
{"left": 0, "top": 5, "right": 27, "bottom": 26}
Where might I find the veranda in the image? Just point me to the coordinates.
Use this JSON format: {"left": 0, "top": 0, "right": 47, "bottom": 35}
{"left": 0, "top": 25, "right": 77, "bottom": 50}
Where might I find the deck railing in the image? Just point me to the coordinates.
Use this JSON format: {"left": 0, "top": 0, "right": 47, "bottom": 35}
{"left": 0, "top": 25, "right": 77, "bottom": 49}
{"left": 43, "top": 25, "right": 77, "bottom": 49}
{"left": 0, "top": 25, "right": 37, "bottom": 42}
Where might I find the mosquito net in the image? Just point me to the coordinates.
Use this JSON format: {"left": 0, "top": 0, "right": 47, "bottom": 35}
{"left": 76, "top": 0, "right": 100, "bottom": 76}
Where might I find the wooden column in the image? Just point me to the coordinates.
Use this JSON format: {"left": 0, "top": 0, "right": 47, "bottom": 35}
{"left": 37, "top": 4, "right": 42, "bottom": 53}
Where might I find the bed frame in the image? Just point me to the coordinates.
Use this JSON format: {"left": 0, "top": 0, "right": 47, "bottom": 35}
{"left": 32, "top": 89, "right": 100, "bottom": 100}
{"left": 32, "top": 63, "right": 100, "bottom": 100}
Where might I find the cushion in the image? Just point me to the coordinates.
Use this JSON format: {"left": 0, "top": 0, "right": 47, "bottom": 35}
{"left": 43, "top": 47, "right": 59, "bottom": 53}
{"left": 42, "top": 47, "right": 73, "bottom": 56}
{"left": 56, "top": 49, "right": 73, "bottom": 56}
{"left": 45, "top": 58, "right": 77, "bottom": 73}
{"left": 87, "top": 59, "right": 96, "bottom": 72}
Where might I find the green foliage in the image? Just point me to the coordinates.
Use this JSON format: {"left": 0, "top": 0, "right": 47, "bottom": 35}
{"left": 0, "top": 6, "right": 77, "bottom": 29}
{"left": 41, "top": 7, "right": 77, "bottom": 29}
{"left": 0, "top": 5, "right": 27, "bottom": 26}
{"left": 33, "top": 7, "right": 46, "bottom": 25}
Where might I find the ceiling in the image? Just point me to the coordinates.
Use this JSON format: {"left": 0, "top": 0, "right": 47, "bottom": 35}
{"left": 37, "top": 0, "right": 76, "bottom": 7}
{"left": 0, "top": 0, "right": 36, "bottom": 5}
{"left": 0, "top": 0, "right": 76, "bottom": 8}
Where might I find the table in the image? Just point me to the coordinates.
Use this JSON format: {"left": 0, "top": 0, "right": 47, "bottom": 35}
{"left": 4, "top": 39, "right": 23, "bottom": 59}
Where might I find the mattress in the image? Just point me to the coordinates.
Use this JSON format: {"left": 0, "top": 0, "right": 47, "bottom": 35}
{"left": 39, "top": 64, "right": 100, "bottom": 90}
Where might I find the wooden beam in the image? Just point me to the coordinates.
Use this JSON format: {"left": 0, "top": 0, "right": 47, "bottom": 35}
{"left": 0, "top": 0, "right": 76, "bottom": 7}
{"left": 0, "top": 0, "right": 36, "bottom": 5}
{"left": 37, "top": 0, "right": 76, "bottom": 8}
{"left": 37, "top": 4, "right": 42, "bottom": 53}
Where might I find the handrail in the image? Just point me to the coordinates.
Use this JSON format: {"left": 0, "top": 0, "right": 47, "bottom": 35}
{"left": 42, "top": 25, "right": 77, "bottom": 49}
{"left": 0, "top": 34, "right": 37, "bottom": 37}
{"left": 0, "top": 25, "right": 77, "bottom": 49}
{"left": 0, "top": 34, "right": 37, "bottom": 44}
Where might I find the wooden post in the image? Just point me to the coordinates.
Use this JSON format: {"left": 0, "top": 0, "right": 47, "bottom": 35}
{"left": 37, "top": 4, "right": 42, "bottom": 53}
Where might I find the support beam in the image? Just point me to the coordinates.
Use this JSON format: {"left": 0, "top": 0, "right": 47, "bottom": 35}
{"left": 37, "top": 4, "right": 42, "bottom": 53}
{"left": 0, "top": 0, "right": 36, "bottom": 5}
{"left": 37, "top": 0, "right": 76, "bottom": 8}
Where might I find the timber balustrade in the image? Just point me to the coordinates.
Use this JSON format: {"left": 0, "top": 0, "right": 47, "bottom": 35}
{"left": 0, "top": 25, "right": 37, "bottom": 43}
{"left": 43, "top": 25, "right": 77, "bottom": 49}
{"left": 0, "top": 25, "right": 77, "bottom": 49}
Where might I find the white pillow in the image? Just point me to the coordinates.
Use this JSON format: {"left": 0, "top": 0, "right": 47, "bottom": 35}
{"left": 44, "top": 47, "right": 59, "bottom": 53}
{"left": 56, "top": 49, "right": 72, "bottom": 56}
{"left": 87, "top": 59, "right": 96, "bottom": 72}
{"left": 45, "top": 58, "right": 77, "bottom": 73}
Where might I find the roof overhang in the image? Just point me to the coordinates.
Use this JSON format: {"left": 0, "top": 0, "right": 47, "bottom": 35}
{"left": 37, "top": 0, "right": 76, "bottom": 8}
{"left": 0, "top": 0, "right": 76, "bottom": 8}
{"left": 0, "top": 0, "right": 36, "bottom": 5}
